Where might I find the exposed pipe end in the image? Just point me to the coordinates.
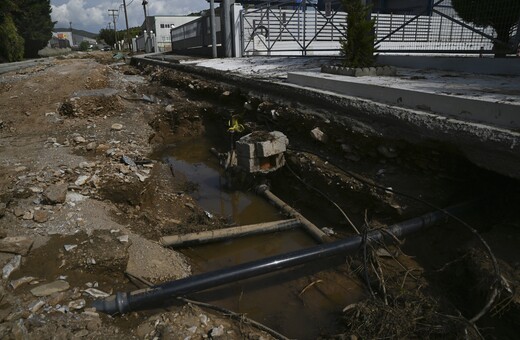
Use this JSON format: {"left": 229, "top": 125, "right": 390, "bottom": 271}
{"left": 256, "top": 184, "right": 269, "bottom": 194}
{"left": 92, "top": 292, "right": 129, "bottom": 315}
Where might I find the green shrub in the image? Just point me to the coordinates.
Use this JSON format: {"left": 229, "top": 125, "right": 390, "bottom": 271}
{"left": 0, "top": 15, "right": 25, "bottom": 62}
{"left": 340, "top": 0, "right": 376, "bottom": 68}
{"left": 79, "top": 41, "right": 90, "bottom": 51}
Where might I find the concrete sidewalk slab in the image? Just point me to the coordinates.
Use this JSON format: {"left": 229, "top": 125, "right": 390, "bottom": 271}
{"left": 287, "top": 71, "right": 520, "bottom": 130}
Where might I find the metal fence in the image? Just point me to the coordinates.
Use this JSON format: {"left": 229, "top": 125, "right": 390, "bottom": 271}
{"left": 241, "top": 0, "right": 520, "bottom": 56}
{"left": 242, "top": 1, "right": 346, "bottom": 56}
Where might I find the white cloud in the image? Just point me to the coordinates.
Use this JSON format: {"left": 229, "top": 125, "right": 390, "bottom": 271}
{"left": 51, "top": 0, "right": 208, "bottom": 33}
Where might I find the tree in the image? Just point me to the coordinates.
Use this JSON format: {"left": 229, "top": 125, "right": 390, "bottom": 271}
{"left": 98, "top": 28, "right": 116, "bottom": 47}
{"left": 79, "top": 41, "right": 90, "bottom": 51}
{"left": 452, "top": 0, "right": 520, "bottom": 57}
{"left": 14, "top": 0, "right": 55, "bottom": 58}
{"left": 0, "top": 15, "right": 25, "bottom": 62}
{"left": 98, "top": 27, "right": 142, "bottom": 48}
{"left": 340, "top": 0, "right": 376, "bottom": 68}
{"left": 0, "top": 1, "right": 24, "bottom": 62}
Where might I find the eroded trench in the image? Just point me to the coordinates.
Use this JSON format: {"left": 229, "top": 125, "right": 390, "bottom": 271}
{"left": 105, "top": 63, "right": 520, "bottom": 338}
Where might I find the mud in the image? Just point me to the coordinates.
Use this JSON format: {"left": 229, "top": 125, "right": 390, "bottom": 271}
{"left": 0, "top": 51, "right": 519, "bottom": 339}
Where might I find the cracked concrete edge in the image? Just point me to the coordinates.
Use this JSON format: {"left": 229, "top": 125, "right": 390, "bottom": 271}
{"left": 131, "top": 55, "right": 520, "bottom": 180}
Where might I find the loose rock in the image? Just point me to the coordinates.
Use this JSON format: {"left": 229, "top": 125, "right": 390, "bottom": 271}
{"left": 111, "top": 123, "right": 123, "bottom": 131}
{"left": 86, "top": 142, "right": 97, "bottom": 151}
{"left": 30, "top": 280, "right": 70, "bottom": 297}
{"left": 210, "top": 325, "right": 225, "bottom": 338}
{"left": 33, "top": 210, "right": 49, "bottom": 223}
{"left": 2, "top": 255, "right": 22, "bottom": 280}
{"left": 68, "top": 299, "right": 86, "bottom": 310}
{"left": 310, "top": 127, "right": 328, "bottom": 143}
{"left": 43, "top": 183, "right": 68, "bottom": 204}
{"left": 83, "top": 288, "right": 110, "bottom": 298}
{"left": 28, "top": 300, "right": 46, "bottom": 313}
{"left": 0, "top": 203, "right": 7, "bottom": 218}
{"left": 73, "top": 136, "right": 86, "bottom": 144}
{"left": 165, "top": 104, "right": 175, "bottom": 113}
{"left": 0, "top": 236, "right": 34, "bottom": 255}
{"left": 22, "top": 210, "right": 34, "bottom": 220}
{"left": 13, "top": 207, "right": 25, "bottom": 217}
{"left": 75, "top": 175, "right": 90, "bottom": 186}
{"left": 10, "top": 276, "right": 37, "bottom": 290}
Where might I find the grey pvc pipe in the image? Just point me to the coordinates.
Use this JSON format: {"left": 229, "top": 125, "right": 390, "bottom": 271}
{"left": 92, "top": 200, "right": 475, "bottom": 315}
{"left": 256, "top": 184, "right": 330, "bottom": 243}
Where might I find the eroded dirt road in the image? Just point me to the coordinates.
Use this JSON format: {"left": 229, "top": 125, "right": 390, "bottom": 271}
{"left": 1, "top": 52, "right": 520, "bottom": 340}
{"left": 0, "top": 53, "right": 273, "bottom": 339}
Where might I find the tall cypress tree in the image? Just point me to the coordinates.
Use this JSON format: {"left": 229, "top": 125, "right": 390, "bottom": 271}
{"left": 14, "top": 0, "right": 55, "bottom": 58}
{"left": 340, "top": 0, "right": 376, "bottom": 68}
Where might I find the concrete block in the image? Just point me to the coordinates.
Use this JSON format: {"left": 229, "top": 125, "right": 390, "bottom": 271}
{"left": 376, "top": 66, "right": 397, "bottom": 76}
{"left": 322, "top": 65, "right": 394, "bottom": 77}
{"left": 237, "top": 156, "right": 259, "bottom": 172}
{"left": 236, "top": 139, "right": 255, "bottom": 158}
{"left": 255, "top": 133, "right": 288, "bottom": 157}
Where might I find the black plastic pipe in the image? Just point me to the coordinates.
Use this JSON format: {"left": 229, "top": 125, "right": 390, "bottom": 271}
{"left": 93, "top": 201, "right": 476, "bottom": 314}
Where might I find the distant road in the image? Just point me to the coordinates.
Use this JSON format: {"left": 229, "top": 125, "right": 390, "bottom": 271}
{"left": 0, "top": 58, "right": 53, "bottom": 75}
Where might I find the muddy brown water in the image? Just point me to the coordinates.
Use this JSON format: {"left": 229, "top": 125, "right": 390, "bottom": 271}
{"left": 158, "top": 136, "right": 366, "bottom": 339}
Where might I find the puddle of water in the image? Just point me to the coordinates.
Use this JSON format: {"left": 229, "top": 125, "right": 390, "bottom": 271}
{"left": 184, "top": 230, "right": 364, "bottom": 339}
{"left": 160, "top": 137, "right": 281, "bottom": 225}
{"left": 156, "top": 134, "right": 366, "bottom": 338}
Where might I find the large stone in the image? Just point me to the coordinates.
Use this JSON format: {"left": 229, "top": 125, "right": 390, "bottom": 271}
{"left": 43, "top": 183, "right": 68, "bottom": 204}
{"left": 30, "top": 280, "right": 70, "bottom": 297}
{"left": 126, "top": 235, "right": 190, "bottom": 284}
{"left": 0, "top": 236, "right": 34, "bottom": 255}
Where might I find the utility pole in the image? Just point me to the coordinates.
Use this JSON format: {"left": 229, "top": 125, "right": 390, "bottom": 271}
{"left": 209, "top": 0, "right": 217, "bottom": 58}
{"left": 108, "top": 9, "right": 118, "bottom": 50}
{"left": 69, "top": 21, "right": 74, "bottom": 46}
{"left": 108, "top": 22, "right": 112, "bottom": 30}
{"left": 122, "top": 0, "right": 131, "bottom": 51}
{"left": 222, "top": 0, "right": 232, "bottom": 57}
{"left": 142, "top": 1, "right": 151, "bottom": 52}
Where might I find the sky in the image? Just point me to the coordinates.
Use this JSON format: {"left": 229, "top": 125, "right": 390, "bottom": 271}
{"left": 50, "top": 0, "right": 209, "bottom": 33}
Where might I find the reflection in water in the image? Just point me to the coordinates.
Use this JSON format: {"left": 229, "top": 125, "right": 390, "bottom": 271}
{"left": 162, "top": 138, "right": 281, "bottom": 225}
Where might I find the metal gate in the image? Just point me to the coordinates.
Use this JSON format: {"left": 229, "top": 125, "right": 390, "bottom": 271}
{"left": 241, "top": 0, "right": 520, "bottom": 56}
{"left": 241, "top": 1, "right": 347, "bottom": 56}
